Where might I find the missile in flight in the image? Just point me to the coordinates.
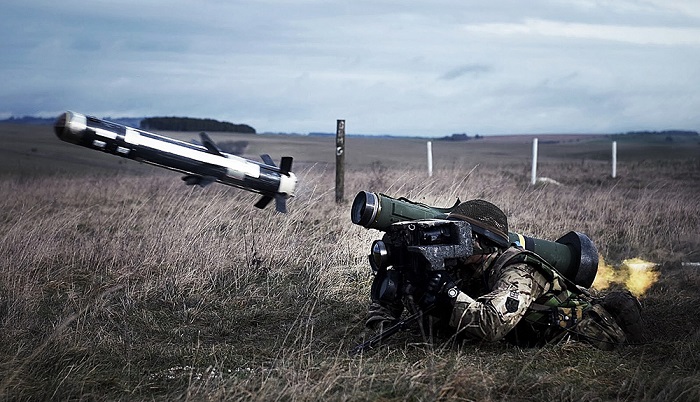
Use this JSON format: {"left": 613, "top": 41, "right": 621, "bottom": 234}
{"left": 54, "top": 111, "right": 297, "bottom": 212}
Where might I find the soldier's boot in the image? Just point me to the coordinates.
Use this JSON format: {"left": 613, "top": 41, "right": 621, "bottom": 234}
{"left": 601, "top": 290, "right": 645, "bottom": 344}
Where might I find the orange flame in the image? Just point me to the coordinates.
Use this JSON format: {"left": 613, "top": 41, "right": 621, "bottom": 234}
{"left": 592, "top": 256, "right": 660, "bottom": 297}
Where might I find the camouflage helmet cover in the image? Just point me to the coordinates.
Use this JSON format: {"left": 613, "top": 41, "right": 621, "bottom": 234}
{"left": 448, "top": 199, "right": 509, "bottom": 248}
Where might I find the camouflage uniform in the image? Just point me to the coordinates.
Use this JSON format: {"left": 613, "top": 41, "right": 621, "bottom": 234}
{"left": 366, "top": 199, "right": 642, "bottom": 350}
{"left": 367, "top": 246, "right": 634, "bottom": 349}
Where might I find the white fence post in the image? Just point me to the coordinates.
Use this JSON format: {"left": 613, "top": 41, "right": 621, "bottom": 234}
{"left": 531, "top": 138, "right": 538, "bottom": 185}
{"left": 612, "top": 141, "right": 617, "bottom": 178}
{"left": 427, "top": 141, "right": 433, "bottom": 177}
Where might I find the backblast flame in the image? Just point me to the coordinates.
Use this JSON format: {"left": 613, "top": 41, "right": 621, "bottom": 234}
{"left": 622, "top": 258, "right": 660, "bottom": 297}
{"left": 592, "top": 256, "right": 660, "bottom": 297}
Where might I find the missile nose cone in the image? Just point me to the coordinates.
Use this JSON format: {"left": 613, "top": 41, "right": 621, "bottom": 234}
{"left": 54, "top": 111, "right": 86, "bottom": 144}
{"left": 54, "top": 112, "right": 69, "bottom": 138}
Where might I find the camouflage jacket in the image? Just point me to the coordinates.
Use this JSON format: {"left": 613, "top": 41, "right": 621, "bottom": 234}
{"left": 448, "top": 247, "right": 567, "bottom": 342}
{"left": 367, "top": 246, "right": 627, "bottom": 348}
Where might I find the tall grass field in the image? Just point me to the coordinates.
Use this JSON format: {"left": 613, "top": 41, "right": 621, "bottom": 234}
{"left": 1, "top": 124, "right": 699, "bottom": 401}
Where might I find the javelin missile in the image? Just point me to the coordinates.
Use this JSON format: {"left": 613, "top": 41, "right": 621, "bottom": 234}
{"left": 54, "top": 111, "right": 297, "bottom": 212}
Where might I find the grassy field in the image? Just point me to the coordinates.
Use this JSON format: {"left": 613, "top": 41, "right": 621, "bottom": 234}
{"left": 0, "top": 124, "right": 699, "bottom": 401}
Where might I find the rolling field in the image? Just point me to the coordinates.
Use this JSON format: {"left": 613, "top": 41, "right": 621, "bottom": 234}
{"left": 0, "top": 124, "right": 699, "bottom": 401}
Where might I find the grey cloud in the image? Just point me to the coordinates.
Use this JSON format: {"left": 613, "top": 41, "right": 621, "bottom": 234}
{"left": 440, "top": 64, "right": 493, "bottom": 81}
{"left": 1, "top": 0, "right": 699, "bottom": 135}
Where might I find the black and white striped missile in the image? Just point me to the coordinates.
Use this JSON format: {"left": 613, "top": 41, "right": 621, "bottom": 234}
{"left": 54, "top": 111, "right": 297, "bottom": 212}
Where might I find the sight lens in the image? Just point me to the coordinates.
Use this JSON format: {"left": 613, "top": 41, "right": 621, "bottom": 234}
{"left": 371, "top": 240, "right": 390, "bottom": 270}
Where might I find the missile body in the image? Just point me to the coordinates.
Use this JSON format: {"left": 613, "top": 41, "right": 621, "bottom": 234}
{"left": 54, "top": 111, "right": 297, "bottom": 212}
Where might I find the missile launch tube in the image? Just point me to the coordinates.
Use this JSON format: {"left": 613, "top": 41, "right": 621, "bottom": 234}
{"left": 351, "top": 191, "right": 460, "bottom": 229}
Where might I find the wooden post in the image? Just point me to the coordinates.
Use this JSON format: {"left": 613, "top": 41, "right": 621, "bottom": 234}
{"left": 427, "top": 141, "right": 433, "bottom": 177}
{"left": 335, "top": 119, "right": 345, "bottom": 203}
{"left": 531, "top": 138, "right": 538, "bottom": 185}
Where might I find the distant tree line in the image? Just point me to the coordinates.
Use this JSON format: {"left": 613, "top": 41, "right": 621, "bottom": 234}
{"left": 439, "top": 133, "right": 483, "bottom": 141}
{"left": 618, "top": 130, "right": 698, "bottom": 137}
{"left": 140, "top": 117, "right": 256, "bottom": 133}
{"left": 0, "top": 116, "right": 56, "bottom": 125}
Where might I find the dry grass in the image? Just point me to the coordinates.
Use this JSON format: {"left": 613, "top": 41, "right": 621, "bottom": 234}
{"left": 0, "top": 126, "right": 699, "bottom": 401}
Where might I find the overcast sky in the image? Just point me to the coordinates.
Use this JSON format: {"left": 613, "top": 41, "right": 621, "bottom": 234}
{"left": 2, "top": 0, "right": 699, "bottom": 136}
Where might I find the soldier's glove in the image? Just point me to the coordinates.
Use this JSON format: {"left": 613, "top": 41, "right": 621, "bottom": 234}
{"left": 420, "top": 271, "right": 459, "bottom": 309}
{"left": 365, "top": 301, "right": 402, "bottom": 332}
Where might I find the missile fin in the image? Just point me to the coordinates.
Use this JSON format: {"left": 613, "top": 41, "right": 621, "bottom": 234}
{"left": 200, "top": 132, "right": 225, "bottom": 157}
{"left": 182, "top": 175, "right": 216, "bottom": 187}
{"left": 255, "top": 195, "right": 273, "bottom": 209}
{"left": 279, "top": 157, "right": 293, "bottom": 175}
{"left": 274, "top": 194, "right": 287, "bottom": 213}
{"left": 260, "top": 154, "right": 275, "bottom": 167}
{"left": 254, "top": 194, "right": 287, "bottom": 213}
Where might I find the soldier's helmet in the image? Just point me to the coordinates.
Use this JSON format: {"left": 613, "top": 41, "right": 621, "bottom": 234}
{"left": 448, "top": 199, "right": 509, "bottom": 248}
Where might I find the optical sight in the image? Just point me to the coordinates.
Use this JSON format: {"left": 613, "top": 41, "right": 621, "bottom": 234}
{"left": 351, "top": 191, "right": 599, "bottom": 288}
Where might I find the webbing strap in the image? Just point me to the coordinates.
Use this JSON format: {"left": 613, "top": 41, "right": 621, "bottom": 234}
{"left": 525, "top": 292, "right": 589, "bottom": 328}
{"left": 493, "top": 247, "right": 591, "bottom": 328}
{"left": 495, "top": 248, "right": 583, "bottom": 295}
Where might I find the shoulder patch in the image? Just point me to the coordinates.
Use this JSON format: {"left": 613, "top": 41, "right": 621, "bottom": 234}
{"left": 506, "top": 290, "right": 520, "bottom": 313}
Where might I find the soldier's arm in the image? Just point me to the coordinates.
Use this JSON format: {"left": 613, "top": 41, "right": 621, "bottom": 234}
{"left": 448, "top": 263, "right": 549, "bottom": 341}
